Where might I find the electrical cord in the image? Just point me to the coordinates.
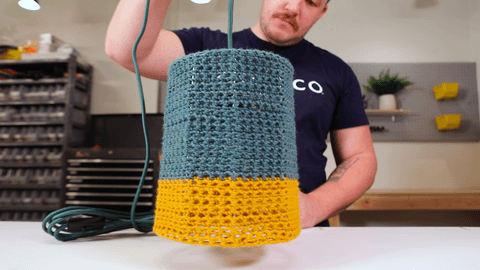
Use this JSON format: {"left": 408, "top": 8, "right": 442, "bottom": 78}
{"left": 43, "top": 0, "right": 237, "bottom": 241}
{"left": 42, "top": 0, "right": 154, "bottom": 241}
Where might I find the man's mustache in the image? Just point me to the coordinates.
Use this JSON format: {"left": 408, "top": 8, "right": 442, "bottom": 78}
{"left": 273, "top": 13, "right": 299, "bottom": 31}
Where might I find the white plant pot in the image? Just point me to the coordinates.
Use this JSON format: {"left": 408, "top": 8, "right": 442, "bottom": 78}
{"left": 378, "top": 94, "right": 397, "bottom": 110}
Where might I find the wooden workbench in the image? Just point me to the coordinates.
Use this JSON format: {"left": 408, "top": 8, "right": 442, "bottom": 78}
{"left": 329, "top": 188, "right": 480, "bottom": 226}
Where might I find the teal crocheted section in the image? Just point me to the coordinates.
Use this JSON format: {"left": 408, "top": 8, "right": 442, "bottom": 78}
{"left": 160, "top": 48, "right": 297, "bottom": 180}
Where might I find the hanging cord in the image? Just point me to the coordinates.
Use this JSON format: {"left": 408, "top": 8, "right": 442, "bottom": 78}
{"left": 42, "top": 0, "right": 236, "bottom": 241}
{"left": 130, "top": 0, "right": 152, "bottom": 233}
{"left": 227, "top": 0, "right": 234, "bottom": 49}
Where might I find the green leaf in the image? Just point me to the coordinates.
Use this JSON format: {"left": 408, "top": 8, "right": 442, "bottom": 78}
{"left": 363, "top": 69, "right": 414, "bottom": 95}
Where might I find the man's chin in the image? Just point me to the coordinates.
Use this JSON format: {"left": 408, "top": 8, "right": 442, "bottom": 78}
{"left": 270, "top": 34, "right": 300, "bottom": 46}
{"left": 261, "top": 23, "right": 301, "bottom": 46}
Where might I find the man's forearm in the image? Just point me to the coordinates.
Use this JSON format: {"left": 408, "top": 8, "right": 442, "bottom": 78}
{"left": 300, "top": 153, "right": 377, "bottom": 228}
{"left": 105, "top": 0, "right": 172, "bottom": 64}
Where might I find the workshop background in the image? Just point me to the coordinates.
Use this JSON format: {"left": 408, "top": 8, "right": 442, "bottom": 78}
{"left": 1, "top": 0, "right": 479, "bottom": 226}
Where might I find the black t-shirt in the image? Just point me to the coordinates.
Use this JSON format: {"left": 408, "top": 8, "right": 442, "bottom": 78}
{"left": 173, "top": 27, "right": 368, "bottom": 195}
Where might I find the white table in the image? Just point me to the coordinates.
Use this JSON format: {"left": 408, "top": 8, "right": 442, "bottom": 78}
{"left": 1, "top": 222, "right": 479, "bottom": 270}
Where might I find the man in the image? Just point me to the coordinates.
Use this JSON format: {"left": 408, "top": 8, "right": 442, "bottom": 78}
{"left": 105, "top": 0, "right": 377, "bottom": 228}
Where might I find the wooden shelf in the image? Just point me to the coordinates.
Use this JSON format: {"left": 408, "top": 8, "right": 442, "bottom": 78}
{"left": 328, "top": 188, "right": 480, "bottom": 227}
{"left": 347, "top": 188, "right": 480, "bottom": 211}
{"left": 365, "top": 109, "right": 411, "bottom": 115}
{"left": 365, "top": 109, "right": 411, "bottom": 122}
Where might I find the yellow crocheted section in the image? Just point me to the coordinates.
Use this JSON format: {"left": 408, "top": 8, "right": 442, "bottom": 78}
{"left": 153, "top": 176, "right": 301, "bottom": 247}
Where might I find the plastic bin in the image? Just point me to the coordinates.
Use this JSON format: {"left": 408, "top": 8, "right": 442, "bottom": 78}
{"left": 433, "top": 83, "right": 459, "bottom": 100}
{"left": 435, "top": 114, "right": 462, "bottom": 130}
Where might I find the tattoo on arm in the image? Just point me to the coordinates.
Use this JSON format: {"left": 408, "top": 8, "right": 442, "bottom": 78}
{"left": 328, "top": 157, "right": 359, "bottom": 182}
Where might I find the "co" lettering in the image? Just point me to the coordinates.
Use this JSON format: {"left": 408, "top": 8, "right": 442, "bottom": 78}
{"left": 293, "top": 79, "right": 324, "bottom": 95}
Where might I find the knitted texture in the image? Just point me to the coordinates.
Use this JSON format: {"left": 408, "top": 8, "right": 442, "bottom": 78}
{"left": 154, "top": 49, "right": 300, "bottom": 247}
{"left": 160, "top": 49, "right": 297, "bottom": 180}
{"left": 154, "top": 176, "right": 300, "bottom": 247}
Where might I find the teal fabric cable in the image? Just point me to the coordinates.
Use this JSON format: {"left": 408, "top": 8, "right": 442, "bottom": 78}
{"left": 43, "top": 206, "right": 152, "bottom": 241}
{"left": 130, "top": 0, "right": 152, "bottom": 233}
{"left": 227, "top": 0, "right": 233, "bottom": 49}
{"left": 42, "top": 0, "right": 155, "bottom": 241}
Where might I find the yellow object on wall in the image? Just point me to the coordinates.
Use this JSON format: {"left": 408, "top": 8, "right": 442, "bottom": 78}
{"left": 435, "top": 114, "right": 462, "bottom": 130}
{"left": 433, "top": 83, "right": 459, "bottom": 100}
{"left": 0, "top": 49, "right": 22, "bottom": 60}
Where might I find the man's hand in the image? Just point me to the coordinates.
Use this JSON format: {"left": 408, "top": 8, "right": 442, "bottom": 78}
{"left": 298, "top": 191, "right": 321, "bottom": 228}
{"left": 297, "top": 126, "right": 377, "bottom": 229}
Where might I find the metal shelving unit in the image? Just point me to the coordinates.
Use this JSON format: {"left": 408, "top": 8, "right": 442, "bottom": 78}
{"left": 64, "top": 148, "right": 159, "bottom": 213}
{"left": 0, "top": 54, "right": 92, "bottom": 221}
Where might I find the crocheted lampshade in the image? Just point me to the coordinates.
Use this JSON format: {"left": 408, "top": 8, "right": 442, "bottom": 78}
{"left": 153, "top": 0, "right": 300, "bottom": 247}
{"left": 153, "top": 48, "right": 301, "bottom": 247}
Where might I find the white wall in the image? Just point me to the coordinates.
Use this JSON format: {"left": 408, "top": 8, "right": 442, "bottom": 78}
{"left": 311, "top": 0, "right": 474, "bottom": 63}
{"left": 471, "top": 1, "right": 480, "bottom": 121}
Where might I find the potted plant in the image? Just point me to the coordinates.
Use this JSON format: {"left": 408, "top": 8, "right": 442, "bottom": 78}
{"left": 362, "top": 70, "right": 413, "bottom": 110}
